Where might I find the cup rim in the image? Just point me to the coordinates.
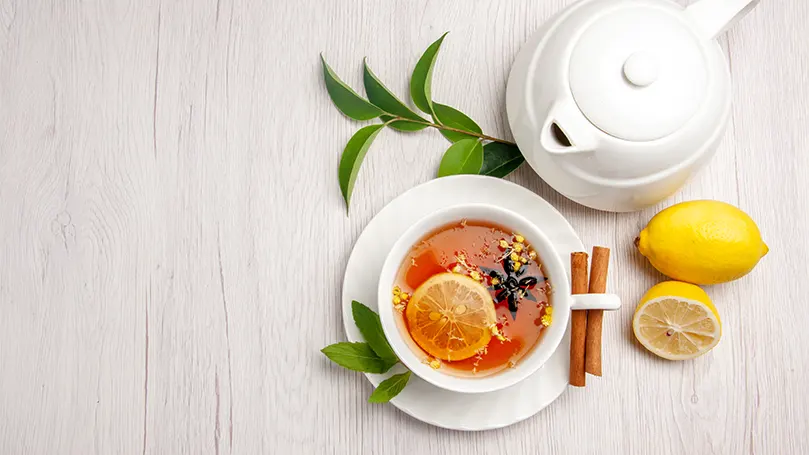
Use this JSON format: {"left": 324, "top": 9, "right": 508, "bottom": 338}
{"left": 377, "top": 203, "right": 573, "bottom": 394}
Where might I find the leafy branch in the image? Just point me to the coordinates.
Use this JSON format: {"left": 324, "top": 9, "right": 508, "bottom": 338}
{"left": 321, "top": 32, "right": 525, "bottom": 211}
{"left": 321, "top": 301, "right": 411, "bottom": 403}
{"left": 365, "top": 115, "right": 518, "bottom": 146}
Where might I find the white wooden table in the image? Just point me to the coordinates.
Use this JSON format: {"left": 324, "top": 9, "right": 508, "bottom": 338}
{"left": 1, "top": 1, "right": 807, "bottom": 453}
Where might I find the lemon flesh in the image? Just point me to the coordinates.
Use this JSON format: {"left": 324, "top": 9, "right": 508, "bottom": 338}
{"left": 405, "top": 273, "right": 497, "bottom": 361}
{"left": 637, "top": 200, "right": 768, "bottom": 285}
{"left": 633, "top": 281, "right": 721, "bottom": 361}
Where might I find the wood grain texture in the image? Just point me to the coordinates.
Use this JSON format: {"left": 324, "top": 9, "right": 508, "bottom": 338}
{"left": 0, "top": 0, "right": 807, "bottom": 454}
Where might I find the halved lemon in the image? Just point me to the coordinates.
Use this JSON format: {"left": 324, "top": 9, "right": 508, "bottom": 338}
{"left": 405, "top": 273, "right": 497, "bottom": 361}
{"left": 633, "top": 281, "right": 722, "bottom": 360}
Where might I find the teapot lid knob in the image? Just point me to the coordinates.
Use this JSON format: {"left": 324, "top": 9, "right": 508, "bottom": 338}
{"left": 623, "top": 51, "right": 659, "bottom": 87}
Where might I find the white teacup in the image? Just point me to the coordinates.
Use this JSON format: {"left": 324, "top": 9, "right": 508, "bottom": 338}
{"left": 377, "top": 203, "right": 621, "bottom": 394}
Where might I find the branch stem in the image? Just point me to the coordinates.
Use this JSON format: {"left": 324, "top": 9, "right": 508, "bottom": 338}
{"left": 387, "top": 116, "right": 517, "bottom": 146}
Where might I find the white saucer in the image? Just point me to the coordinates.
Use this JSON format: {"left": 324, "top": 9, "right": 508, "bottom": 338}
{"left": 341, "top": 175, "right": 583, "bottom": 431}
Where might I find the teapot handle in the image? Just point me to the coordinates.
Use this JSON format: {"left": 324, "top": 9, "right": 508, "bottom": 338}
{"left": 541, "top": 99, "right": 598, "bottom": 155}
{"left": 686, "top": 0, "right": 760, "bottom": 40}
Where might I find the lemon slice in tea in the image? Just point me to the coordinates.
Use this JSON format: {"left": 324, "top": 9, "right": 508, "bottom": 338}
{"left": 632, "top": 281, "right": 721, "bottom": 360}
{"left": 405, "top": 273, "right": 497, "bottom": 361}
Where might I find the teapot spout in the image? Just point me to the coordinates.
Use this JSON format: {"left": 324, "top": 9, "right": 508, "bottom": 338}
{"left": 540, "top": 100, "right": 598, "bottom": 155}
{"left": 686, "top": 0, "right": 760, "bottom": 40}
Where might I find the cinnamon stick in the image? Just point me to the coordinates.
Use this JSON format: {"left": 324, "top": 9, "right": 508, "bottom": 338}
{"left": 569, "top": 252, "right": 589, "bottom": 387}
{"left": 585, "top": 247, "right": 610, "bottom": 377}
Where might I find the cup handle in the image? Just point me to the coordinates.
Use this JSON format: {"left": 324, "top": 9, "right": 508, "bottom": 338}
{"left": 570, "top": 294, "right": 621, "bottom": 311}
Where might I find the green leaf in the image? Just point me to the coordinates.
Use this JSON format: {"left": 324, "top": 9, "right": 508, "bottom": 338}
{"left": 338, "top": 124, "right": 386, "bottom": 209}
{"left": 433, "top": 103, "right": 482, "bottom": 142}
{"left": 351, "top": 301, "right": 398, "bottom": 363}
{"left": 321, "top": 342, "right": 397, "bottom": 374}
{"left": 364, "top": 60, "right": 428, "bottom": 132}
{"left": 437, "top": 138, "right": 483, "bottom": 177}
{"left": 479, "top": 143, "right": 525, "bottom": 178}
{"left": 368, "top": 371, "right": 412, "bottom": 403}
{"left": 321, "top": 55, "right": 383, "bottom": 121}
{"left": 381, "top": 117, "right": 429, "bottom": 131}
{"left": 410, "top": 33, "right": 448, "bottom": 115}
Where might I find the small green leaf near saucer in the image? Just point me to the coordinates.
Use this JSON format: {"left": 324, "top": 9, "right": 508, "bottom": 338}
{"left": 351, "top": 300, "right": 397, "bottom": 363}
{"left": 321, "top": 342, "right": 397, "bottom": 374}
{"left": 368, "top": 371, "right": 412, "bottom": 403}
{"left": 322, "top": 301, "right": 409, "bottom": 403}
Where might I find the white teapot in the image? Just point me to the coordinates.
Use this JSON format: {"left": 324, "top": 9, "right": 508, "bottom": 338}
{"left": 506, "top": 0, "right": 759, "bottom": 212}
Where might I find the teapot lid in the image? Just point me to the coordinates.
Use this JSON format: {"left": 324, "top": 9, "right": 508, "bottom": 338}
{"left": 569, "top": 5, "right": 708, "bottom": 142}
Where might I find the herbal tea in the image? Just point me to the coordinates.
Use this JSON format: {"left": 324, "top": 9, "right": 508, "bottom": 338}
{"left": 391, "top": 220, "right": 552, "bottom": 377}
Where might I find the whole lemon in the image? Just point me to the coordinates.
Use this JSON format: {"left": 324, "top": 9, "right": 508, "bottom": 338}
{"left": 637, "top": 200, "right": 768, "bottom": 285}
